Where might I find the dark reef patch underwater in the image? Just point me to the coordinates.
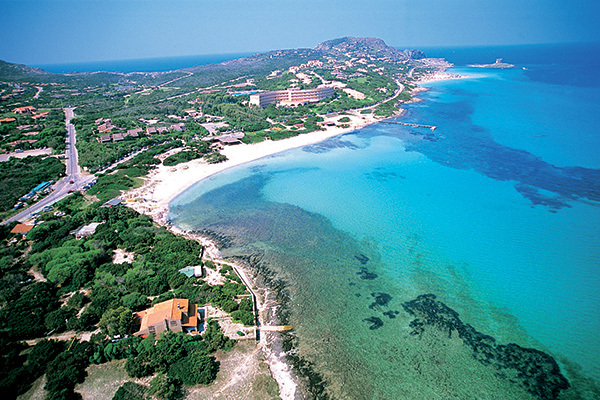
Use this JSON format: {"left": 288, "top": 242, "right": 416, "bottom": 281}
{"left": 403, "top": 294, "right": 570, "bottom": 400}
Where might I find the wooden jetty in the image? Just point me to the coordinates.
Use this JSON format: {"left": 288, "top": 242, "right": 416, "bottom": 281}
{"left": 260, "top": 325, "right": 294, "bottom": 332}
{"left": 381, "top": 121, "right": 437, "bottom": 131}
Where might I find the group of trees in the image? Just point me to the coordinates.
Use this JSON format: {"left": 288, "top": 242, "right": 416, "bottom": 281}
{"left": 0, "top": 336, "right": 94, "bottom": 399}
{"left": 0, "top": 188, "right": 255, "bottom": 398}
{"left": 0, "top": 155, "right": 65, "bottom": 217}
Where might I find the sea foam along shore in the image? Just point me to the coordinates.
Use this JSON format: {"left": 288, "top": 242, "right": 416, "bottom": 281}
{"left": 122, "top": 72, "right": 467, "bottom": 399}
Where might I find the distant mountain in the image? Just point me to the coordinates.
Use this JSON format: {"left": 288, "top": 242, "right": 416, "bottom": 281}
{"left": 0, "top": 59, "right": 186, "bottom": 86}
{"left": 0, "top": 37, "right": 428, "bottom": 86}
{"left": 314, "top": 37, "right": 426, "bottom": 61}
{"left": 0, "top": 60, "right": 53, "bottom": 79}
{"left": 178, "top": 37, "right": 428, "bottom": 87}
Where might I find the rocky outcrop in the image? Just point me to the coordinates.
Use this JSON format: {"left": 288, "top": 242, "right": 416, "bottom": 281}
{"left": 402, "top": 294, "right": 570, "bottom": 400}
{"left": 314, "top": 37, "right": 426, "bottom": 61}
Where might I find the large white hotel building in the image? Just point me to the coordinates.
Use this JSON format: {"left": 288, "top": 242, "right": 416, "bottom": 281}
{"left": 249, "top": 86, "right": 335, "bottom": 107}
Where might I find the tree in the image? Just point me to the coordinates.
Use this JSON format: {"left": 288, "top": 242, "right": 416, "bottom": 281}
{"left": 45, "top": 307, "right": 77, "bottom": 332}
{"left": 168, "top": 349, "right": 218, "bottom": 386}
{"left": 230, "top": 309, "right": 255, "bottom": 326}
{"left": 27, "top": 339, "right": 65, "bottom": 372}
{"left": 44, "top": 341, "right": 93, "bottom": 399}
{"left": 121, "top": 292, "right": 148, "bottom": 311}
{"left": 148, "top": 374, "right": 182, "bottom": 400}
{"left": 112, "top": 382, "right": 148, "bottom": 400}
{"left": 99, "top": 306, "right": 133, "bottom": 337}
{"left": 203, "top": 320, "right": 234, "bottom": 352}
{"left": 125, "top": 351, "right": 155, "bottom": 378}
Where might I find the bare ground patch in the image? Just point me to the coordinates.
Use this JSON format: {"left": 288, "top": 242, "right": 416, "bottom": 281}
{"left": 17, "top": 375, "right": 46, "bottom": 400}
{"left": 186, "top": 341, "right": 280, "bottom": 400}
{"left": 112, "top": 248, "right": 135, "bottom": 264}
{"left": 74, "top": 359, "right": 133, "bottom": 400}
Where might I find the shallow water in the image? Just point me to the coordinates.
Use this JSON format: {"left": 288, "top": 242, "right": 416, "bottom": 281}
{"left": 170, "top": 44, "right": 600, "bottom": 398}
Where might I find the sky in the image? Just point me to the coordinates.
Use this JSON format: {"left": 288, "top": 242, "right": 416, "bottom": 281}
{"left": 2, "top": 0, "right": 599, "bottom": 65}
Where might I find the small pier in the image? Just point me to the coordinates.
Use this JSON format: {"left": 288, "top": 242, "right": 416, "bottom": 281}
{"left": 260, "top": 325, "right": 294, "bottom": 332}
{"left": 381, "top": 121, "right": 437, "bottom": 131}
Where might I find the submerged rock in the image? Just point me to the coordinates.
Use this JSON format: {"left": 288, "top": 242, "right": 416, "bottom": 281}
{"left": 383, "top": 310, "right": 400, "bottom": 319}
{"left": 402, "top": 294, "right": 570, "bottom": 400}
{"left": 369, "top": 292, "right": 392, "bottom": 309}
{"left": 363, "top": 316, "right": 384, "bottom": 330}
{"left": 355, "top": 253, "right": 370, "bottom": 264}
{"left": 357, "top": 267, "right": 377, "bottom": 280}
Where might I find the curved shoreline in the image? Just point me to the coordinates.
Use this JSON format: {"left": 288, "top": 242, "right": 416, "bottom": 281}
{"left": 122, "top": 74, "right": 462, "bottom": 398}
{"left": 125, "top": 111, "right": 382, "bottom": 226}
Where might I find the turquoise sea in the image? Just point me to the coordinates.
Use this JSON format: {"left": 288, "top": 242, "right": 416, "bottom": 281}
{"left": 170, "top": 44, "right": 600, "bottom": 399}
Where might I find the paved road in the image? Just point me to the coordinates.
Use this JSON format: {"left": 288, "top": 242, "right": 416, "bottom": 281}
{"left": 33, "top": 86, "right": 43, "bottom": 99}
{"left": 1, "top": 108, "right": 96, "bottom": 225}
{"left": 357, "top": 79, "right": 405, "bottom": 111}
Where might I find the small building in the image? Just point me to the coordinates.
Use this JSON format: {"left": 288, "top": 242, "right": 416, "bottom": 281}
{"left": 73, "top": 222, "right": 103, "bottom": 239}
{"left": 146, "top": 126, "right": 157, "bottom": 135}
{"left": 169, "top": 123, "right": 186, "bottom": 132}
{"left": 134, "top": 298, "right": 203, "bottom": 338}
{"left": 179, "top": 265, "right": 204, "bottom": 278}
{"left": 30, "top": 181, "right": 53, "bottom": 193}
{"left": 10, "top": 223, "right": 34, "bottom": 237}
{"left": 101, "top": 198, "right": 122, "bottom": 208}
{"left": 206, "top": 131, "right": 245, "bottom": 146}
{"left": 32, "top": 112, "right": 49, "bottom": 120}
{"left": 112, "top": 133, "right": 124, "bottom": 142}
{"left": 99, "top": 134, "right": 111, "bottom": 143}
{"left": 98, "top": 122, "right": 113, "bottom": 133}
{"left": 95, "top": 118, "right": 110, "bottom": 125}
{"left": 0, "top": 117, "right": 16, "bottom": 123}
{"left": 126, "top": 128, "right": 142, "bottom": 138}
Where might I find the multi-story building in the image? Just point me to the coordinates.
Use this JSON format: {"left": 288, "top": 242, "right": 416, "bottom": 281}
{"left": 249, "top": 86, "right": 334, "bottom": 108}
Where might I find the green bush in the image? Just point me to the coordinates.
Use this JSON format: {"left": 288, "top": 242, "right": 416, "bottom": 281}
{"left": 231, "top": 309, "right": 255, "bottom": 326}
{"left": 112, "top": 382, "right": 148, "bottom": 400}
{"left": 168, "top": 349, "right": 218, "bottom": 385}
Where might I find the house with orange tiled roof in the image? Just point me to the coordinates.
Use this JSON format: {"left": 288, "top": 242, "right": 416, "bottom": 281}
{"left": 12, "top": 106, "right": 37, "bottom": 114}
{"left": 133, "top": 298, "right": 203, "bottom": 338}
{"left": 10, "top": 223, "right": 34, "bottom": 238}
{"left": 32, "top": 112, "right": 49, "bottom": 120}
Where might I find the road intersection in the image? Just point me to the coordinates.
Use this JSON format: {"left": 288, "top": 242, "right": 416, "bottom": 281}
{"left": 1, "top": 108, "right": 96, "bottom": 225}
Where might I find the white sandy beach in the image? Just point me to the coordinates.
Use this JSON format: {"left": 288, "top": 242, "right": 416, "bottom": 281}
{"left": 413, "top": 71, "right": 467, "bottom": 84}
{"left": 125, "top": 112, "right": 381, "bottom": 223}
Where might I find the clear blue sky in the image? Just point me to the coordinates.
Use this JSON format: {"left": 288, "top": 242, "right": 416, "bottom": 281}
{"left": 2, "top": 0, "right": 599, "bottom": 65}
